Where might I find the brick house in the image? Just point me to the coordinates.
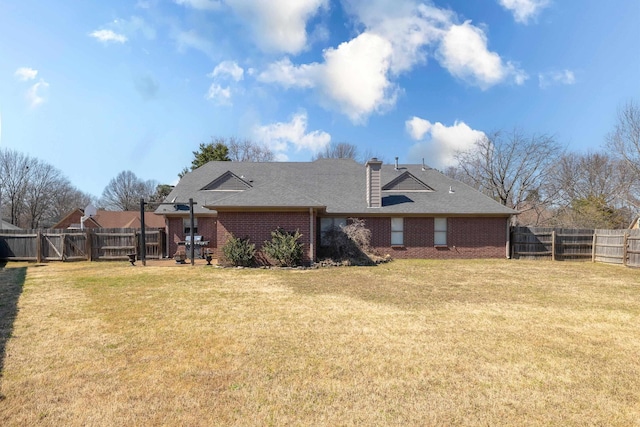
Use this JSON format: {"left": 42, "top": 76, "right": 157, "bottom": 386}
{"left": 155, "top": 158, "right": 517, "bottom": 264}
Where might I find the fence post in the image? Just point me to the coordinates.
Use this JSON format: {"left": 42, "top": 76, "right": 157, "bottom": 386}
{"left": 36, "top": 229, "right": 43, "bottom": 263}
{"left": 551, "top": 230, "right": 556, "bottom": 261}
{"left": 623, "top": 231, "right": 629, "bottom": 267}
{"left": 86, "top": 229, "right": 92, "bottom": 261}
{"left": 591, "top": 233, "right": 597, "bottom": 263}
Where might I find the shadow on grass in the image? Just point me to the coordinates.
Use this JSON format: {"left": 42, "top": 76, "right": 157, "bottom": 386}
{"left": 0, "top": 264, "right": 26, "bottom": 398}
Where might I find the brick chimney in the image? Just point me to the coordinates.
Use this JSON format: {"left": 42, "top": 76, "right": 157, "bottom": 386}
{"left": 366, "top": 157, "right": 383, "bottom": 208}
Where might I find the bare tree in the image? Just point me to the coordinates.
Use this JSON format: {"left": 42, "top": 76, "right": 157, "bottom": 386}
{"left": 546, "top": 152, "right": 636, "bottom": 228}
{"left": 227, "top": 137, "right": 275, "bottom": 162}
{"left": 49, "top": 181, "right": 94, "bottom": 222}
{"left": 100, "top": 171, "right": 157, "bottom": 211}
{"left": 606, "top": 100, "right": 640, "bottom": 210}
{"left": 454, "top": 129, "right": 563, "bottom": 219}
{"left": 0, "top": 149, "right": 34, "bottom": 226}
{"left": 313, "top": 142, "right": 359, "bottom": 161}
{"left": 1, "top": 148, "right": 93, "bottom": 228}
{"left": 607, "top": 100, "right": 640, "bottom": 176}
{"left": 24, "top": 160, "right": 64, "bottom": 228}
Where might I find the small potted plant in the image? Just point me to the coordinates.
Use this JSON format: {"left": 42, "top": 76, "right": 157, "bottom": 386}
{"left": 204, "top": 249, "right": 214, "bottom": 265}
{"left": 174, "top": 249, "right": 187, "bottom": 264}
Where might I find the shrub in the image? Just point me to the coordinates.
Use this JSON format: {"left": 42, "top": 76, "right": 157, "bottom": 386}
{"left": 318, "top": 218, "right": 389, "bottom": 266}
{"left": 263, "top": 228, "right": 303, "bottom": 267}
{"left": 221, "top": 234, "right": 256, "bottom": 267}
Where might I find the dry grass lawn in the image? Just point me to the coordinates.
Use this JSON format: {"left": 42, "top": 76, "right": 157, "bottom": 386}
{"left": 0, "top": 259, "right": 638, "bottom": 426}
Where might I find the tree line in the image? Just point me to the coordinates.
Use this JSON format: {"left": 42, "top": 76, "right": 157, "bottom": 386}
{"left": 447, "top": 101, "right": 639, "bottom": 229}
{"left": 2, "top": 101, "right": 638, "bottom": 229}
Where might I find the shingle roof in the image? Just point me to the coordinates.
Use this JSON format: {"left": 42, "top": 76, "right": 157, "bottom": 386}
{"left": 155, "top": 158, "right": 516, "bottom": 216}
{"left": 91, "top": 211, "right": 166, "bottom": 228}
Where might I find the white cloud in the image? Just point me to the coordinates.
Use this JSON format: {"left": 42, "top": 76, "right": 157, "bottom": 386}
{"left": 26, "top": 80, "right": 50, "bottom": 108}
{"left": 405, "top": 116, "right": 432, "bottom": 140}
{"left": 113, "top": 16, "right": 156, "bottom": 40}
{"left": 318, "top": 32, "right": 397, "bottom": 122}
{"left": 209, "top": 61, "right": 244, "bottom": 82}
{"left": 174, "top": 30, "right": 214, "bottom": 56}
{"left": 89, "top": 29, "right": 128, "bottom": 43}
{"left": 437, "top": 21, "right": 527, "bottom": 89}
{"left": 498, "top": 0, "right": 550, "bottom": 24}
{"left": 406, "top": 117, "right": 485, "bottom": 168}
{"left": 259, "top": 32, "right": 397, "bottom": 123}
{"left": 258, "top": 58, "right": 317, "bottom": 88}
{"left": 538, "top": 69, "right": 576, "bottom": 88}
{"left": 205, "top": 84, "right": 232, "bottom": 104}
{"left": 174, "top": 0, "right": 223, "bottom": 10}
{"left": 253, "top": 112, "right": 331, "bottom": 158}
{"left": 14, "top": 67, "right": 38, "bottom": 81}
{"left": 257, "top": 1, "right": 526, "bottom": 122}
{"left": 341, "top": 1, "right": 450, "bottom": 74}
{"left": 225, "top": 0, "right": 328, "bottom": 54}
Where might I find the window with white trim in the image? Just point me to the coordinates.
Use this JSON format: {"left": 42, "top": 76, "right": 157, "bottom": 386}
{"left": 434, "top": 217, "right": 447, "bottom": 246}
{"left": 391, "top": 217, "right": 404, "bottom": 246}
{"left": 320, "top": 217, "right": 347, "bottom": 246}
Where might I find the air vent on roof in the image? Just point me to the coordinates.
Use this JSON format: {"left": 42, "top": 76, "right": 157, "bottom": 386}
{"left": 201, "top": 171, "right": 252, "bottom": 191}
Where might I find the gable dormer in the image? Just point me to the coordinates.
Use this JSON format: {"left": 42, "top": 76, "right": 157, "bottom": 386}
{"left": 382, "top": 171, "right": 434, "bottom": 192}
{"left": 201, "top": 171, "right": 252, "bottom": 191}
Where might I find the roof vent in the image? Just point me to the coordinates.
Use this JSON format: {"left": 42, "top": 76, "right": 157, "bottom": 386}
{"left": 394, "top": 157, "right": 399, "bottom": 170}
{"left": 449, "top": 186, "right": 455, "bottom": 194}
{"left": 422, "top": 158, "right": 427, "bottom": 171}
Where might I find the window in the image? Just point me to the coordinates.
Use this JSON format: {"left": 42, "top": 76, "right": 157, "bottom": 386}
{"left": 391, "top": 217, "right": 403, "bottom": 246}
{"left": 183, "top": 217, "right": 198, "bottom": 235}
{"left": 434, "top": 217, "right": 447, "bottom": 246}
{"left": 320, "top": 217, "right": 347, "bottom": 246}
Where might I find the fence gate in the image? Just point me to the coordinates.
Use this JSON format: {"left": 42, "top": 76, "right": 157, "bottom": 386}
{"left": 41, "top": 233, "right": 65, "bottom": 261}
{"left": 64, "top": 233, "right": 88, "bottom": 261}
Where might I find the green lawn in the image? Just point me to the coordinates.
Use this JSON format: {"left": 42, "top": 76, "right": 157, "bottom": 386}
{"left": 0, "top": 259, "right": 638, "bottom": 426}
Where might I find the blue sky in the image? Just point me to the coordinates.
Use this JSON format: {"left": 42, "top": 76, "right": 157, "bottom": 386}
{"left": 1, "top": 0, "right": 639, "bottom": 198}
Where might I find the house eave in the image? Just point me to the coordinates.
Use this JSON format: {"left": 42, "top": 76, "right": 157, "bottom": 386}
{"left": 208, "top": 205, "right": 325, "bottom": 213}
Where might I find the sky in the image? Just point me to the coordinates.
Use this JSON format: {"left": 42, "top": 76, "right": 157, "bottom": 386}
{"left": 1, "top": 0, "right": 639, "bottom": 198}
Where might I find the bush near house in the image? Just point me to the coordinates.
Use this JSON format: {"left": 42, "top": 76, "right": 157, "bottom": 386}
{"left": 262, "top": 228, "right": 303, "bottom": 267}
{"left": 220, "top": 234, "right": 256, "bottom": 267}
{"left": 320, "top": 218, "right": 388, "bottom": 266}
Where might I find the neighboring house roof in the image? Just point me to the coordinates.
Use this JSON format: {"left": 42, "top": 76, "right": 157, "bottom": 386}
{"left": 156, "top": 159, "right": 516, "bottom": 216}
{"left": 53, "top": 209, "right": 165, "bottom": 229}
{"left": 0, "top": 220, "right": 21, "bottom": 230}
{"left": 52, "top": 208, "right": 101, "bottom": 230}
{"left": 91, "top": 211, "right": 166, "bottom": 228}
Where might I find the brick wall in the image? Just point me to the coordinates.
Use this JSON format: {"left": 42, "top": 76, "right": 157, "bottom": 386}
{"left": 173, "top": 213, "right": 508, "bottom": 263}
{"left": 362, "top": 216, "right": 508, "bottom": 259}
{"left": 167, "top": 216, "right": 217, "bottom": 257}
{"left": 217, "top": 211, "right": 313, "bottom": 265}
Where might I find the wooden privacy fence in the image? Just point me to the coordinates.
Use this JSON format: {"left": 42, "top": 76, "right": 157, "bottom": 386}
{"left": 511, "top": 227, "right": 640, "bottom": 268}
{"left": 593, "top": 229, "right": 640, "bottom": 267}
{"left": 0, "top": 228, "right": 166, "bottom": 262}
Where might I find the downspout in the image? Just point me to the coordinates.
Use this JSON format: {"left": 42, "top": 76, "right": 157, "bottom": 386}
{"left": 506, "top": 215, "right": 512, "bottom": 259}
{"left": 309, "top": 208, "right": 314, "bottom": 264}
